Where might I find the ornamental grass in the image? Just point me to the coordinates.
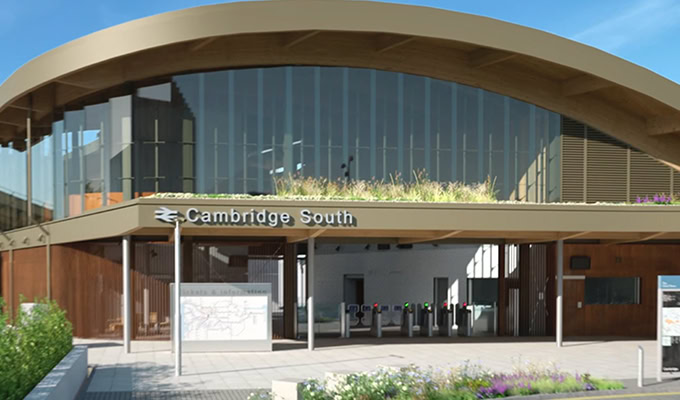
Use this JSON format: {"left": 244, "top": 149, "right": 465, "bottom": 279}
{"left": 273, "top": 172, "right": 496, "bottom": 203}
{"left": 248, "top": 363, "right": 624, "bottom": 400}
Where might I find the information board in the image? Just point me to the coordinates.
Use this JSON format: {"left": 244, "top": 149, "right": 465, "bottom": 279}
{"left": 171, "top": 283, "right": 272, "bottom": 352}
{"left": 662, "top": 290, "right": 680, "bottom": 372}
{"left": 658, "top": 276, "right": 680, "bottom": 377}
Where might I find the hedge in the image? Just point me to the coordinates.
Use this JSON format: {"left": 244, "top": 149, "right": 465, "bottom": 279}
{"left": 0, "top": 297, "right": 73, "bottom": 400}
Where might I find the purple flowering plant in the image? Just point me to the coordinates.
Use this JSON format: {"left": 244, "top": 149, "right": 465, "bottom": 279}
{"left": 635, "top": 193, "right": 675, "bottom": 205}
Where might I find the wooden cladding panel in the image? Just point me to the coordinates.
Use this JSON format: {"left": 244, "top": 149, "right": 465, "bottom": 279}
{"left": 51, "top": 242, "right": 123, "bottom": 338}
{"left": 12, "top": 247, "right": 47, "bottom": 306}
{"left": 561, "top": 117, "right": 677, "bottom": 203}
{"left": 562, "top": 243, "right": 680, "bottom": 337}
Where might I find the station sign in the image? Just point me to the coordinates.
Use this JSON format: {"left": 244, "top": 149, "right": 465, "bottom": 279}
{"left": 154, "top": 206, "right": 356, "bottom": 227}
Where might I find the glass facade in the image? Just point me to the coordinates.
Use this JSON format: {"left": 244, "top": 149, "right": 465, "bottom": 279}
{"left": 0, "top": 141, "right": 27, "bottom": 231}
{"left": 2, "top": 65, "right": 563, "bottom": 229}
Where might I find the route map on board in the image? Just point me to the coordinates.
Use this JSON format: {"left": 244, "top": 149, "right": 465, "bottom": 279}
{"left": 181, "top": 296, "right": 268, "bottom": 341}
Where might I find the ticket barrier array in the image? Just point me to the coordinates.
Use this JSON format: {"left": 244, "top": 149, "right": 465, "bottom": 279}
{"left": 341, "top": 301, "right": 452, "bottom": 339}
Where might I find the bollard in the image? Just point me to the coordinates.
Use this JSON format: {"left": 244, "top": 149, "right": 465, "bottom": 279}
{"left": 638, "top": 345, "right": 644, "bottom": 388}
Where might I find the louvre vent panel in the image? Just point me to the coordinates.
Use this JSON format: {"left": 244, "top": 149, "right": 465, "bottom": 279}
{"left": 561, "top": 118, "right": 675, "bottom": 203}
{"left": 560, "top": 117, "right": 585, "bottom": 202}
{"left": 630, "top": 151, "right": 671, "bottom": 200}
{"left": 585, "top": 127, "right": 627, "bottom": 203}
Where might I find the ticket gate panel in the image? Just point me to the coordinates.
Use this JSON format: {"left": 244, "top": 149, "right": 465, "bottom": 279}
{"left": 400, "top": 304, "right": 414, "bottom": 337}
{"left": 392, "top": 304, "right": 403, "bottom": 326}
{"left": 420, "top": 303, "right": 434, "bottom": 337}
{"left": 359, "top": 304, "right": 372, "bottom": 327}
{"left": 439, "top": 305, "right": 454, "bottom": 337}
{"left": 379, "top": 305, "right": 390, "bottom": 326}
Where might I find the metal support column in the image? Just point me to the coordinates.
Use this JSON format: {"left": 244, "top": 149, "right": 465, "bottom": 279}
{"left": 46, "top": 235, "right": 51, "bottom": 300}
{"left": 307, "top": 237, "right": 315, "bottom": 351}
{"left": 173, "top": 220, "right": 182, "bottom": 376}
{"left": 556, "top": 239, "right": 564, "bottom": 347}
{"left": 26, "top": 116, "right": 32, "bottom": 224}
{"left": 123, "top": 236, "right": 131, "bottom": 353}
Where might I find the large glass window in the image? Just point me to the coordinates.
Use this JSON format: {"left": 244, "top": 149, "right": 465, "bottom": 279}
{"left": 143, "top": 66, "right": 561, "bottom": 198}
{"left": 4, "top": 66, "right": 567, "bottom": 229}
{"left": 585, "top": 277, "right": 640, "bottom": 305}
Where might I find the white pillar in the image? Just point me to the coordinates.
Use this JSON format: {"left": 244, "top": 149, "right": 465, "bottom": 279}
{"left": 174, "top": 220, "right": 182, "bottom": 376}
{"left": 122, "top": 236, "right": 131, "bottom": 353}
{"left": 657, "top": 286, "right": 663, "bottom": 382}
{"left": 556, "top": 239, "right": 564, "bottom": 348}
{"left": 307, "top": 237, "right": 315, "bottom": 351}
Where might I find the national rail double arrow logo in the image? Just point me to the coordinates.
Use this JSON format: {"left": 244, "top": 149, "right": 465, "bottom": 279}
{"left": 154, "top": 207, "right": 179, "bottom": 223}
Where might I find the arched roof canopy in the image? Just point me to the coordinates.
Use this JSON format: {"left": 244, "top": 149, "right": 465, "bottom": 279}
{"left": 2, "top": 0, "right": 680, "bottom": 163}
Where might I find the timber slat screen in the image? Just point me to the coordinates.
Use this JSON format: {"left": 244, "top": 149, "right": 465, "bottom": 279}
{"left": 561, "top": 117, "right": 677, "bottom": 203}
{"left": 132, "top": 239, "right": 288, "bottom": 340}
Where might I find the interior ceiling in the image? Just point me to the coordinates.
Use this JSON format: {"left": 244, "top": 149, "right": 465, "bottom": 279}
{"left": 1, "top": 0, "right": 680, "bottom": 165}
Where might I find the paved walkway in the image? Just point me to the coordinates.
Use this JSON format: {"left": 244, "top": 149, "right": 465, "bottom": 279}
{"left": 78, "top": 336, "right": 679, "bottom": 397}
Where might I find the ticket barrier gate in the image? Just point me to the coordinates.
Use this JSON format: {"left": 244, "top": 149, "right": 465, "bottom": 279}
{"left": 400, "top": 302, "right": 414, "bottom": 337}
{"left": 456, "top": 303, "right": 472, "bottom": 336}
{"left": 370, "top": 303, "right": 382, "bottom": 338}
{"left": 420, "top": 302, "right": 434, "bottom": 337}
{"left": 438, "top": 302, "right": 454, "bottom": 337}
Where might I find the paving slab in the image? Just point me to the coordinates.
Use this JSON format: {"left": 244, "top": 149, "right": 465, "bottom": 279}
{"left": 77, "top": 336, "right": 680, "bottom": 396}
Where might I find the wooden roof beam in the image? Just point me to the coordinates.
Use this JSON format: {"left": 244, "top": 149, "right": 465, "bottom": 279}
{"left": 189, "top": 36, "right": 219, "bottom": 52}
{"left": 468, "top": 48, "right": 517, "bottom": 68}
{"left": 647, "top": 115, "right": 680, "bottom": 136}
{"left": 287, "top": 228, "right": 326, "bottom": 243}
{"left": 398, "top": 230, "right": 463, "bottom": 244}
{"left": 508, "top": 231, "right": 590, "bottom": 244}
{"left": 601, "top": 232, "right": 667, "bottom": 245}
{"left": 375, "top": 34, "right": 416, "bottom": 53}
{"left": 54, "top": 78, "right": 98, "bottom": 90}
{"left": 562, "top": 74, "right": 615, "bottom": 97}
{"left": 282, "top": 30, "right": 320, "bottom": 48}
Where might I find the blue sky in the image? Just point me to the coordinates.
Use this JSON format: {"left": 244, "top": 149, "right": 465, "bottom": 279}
{"left": 1, "top": 0, "right": 680, "bottom": 84}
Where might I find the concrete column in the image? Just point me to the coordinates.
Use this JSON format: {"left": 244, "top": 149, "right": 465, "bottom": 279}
{"left": 122, "top": 236, "right": 131, "bottom": 353}
{"left": 173, "top": 220, "right": 182, "bottom": 376}
{"left": 556, "top": 239, "right": 564, "bottom": 347}
{"left": 307, "top": 237, "right": 315, "bottom": 351}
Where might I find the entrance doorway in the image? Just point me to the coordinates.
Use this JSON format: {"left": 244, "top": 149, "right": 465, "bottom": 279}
{"left": 343, "top": 274, "right": 365, "bottom": 306}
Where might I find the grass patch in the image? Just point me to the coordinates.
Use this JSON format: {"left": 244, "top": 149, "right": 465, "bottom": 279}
{"left": 150, "top": 172, "right": 497, "bottom": 203}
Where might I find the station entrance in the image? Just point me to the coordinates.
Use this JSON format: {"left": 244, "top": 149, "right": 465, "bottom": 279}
{"left": 118, "top": 237, "right": 554, "bottom": 344}
{"left": 295, "top": 242, "right": 554, "bottom": 341}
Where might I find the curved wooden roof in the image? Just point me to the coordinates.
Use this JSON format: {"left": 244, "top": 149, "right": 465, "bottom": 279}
{"left": 2, "top": 0, "right": 680, "bottom": 163}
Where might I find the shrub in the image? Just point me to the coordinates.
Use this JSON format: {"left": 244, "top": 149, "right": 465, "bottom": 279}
{"left": 0, "top": 297, "right": 73, "bottom": 400}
